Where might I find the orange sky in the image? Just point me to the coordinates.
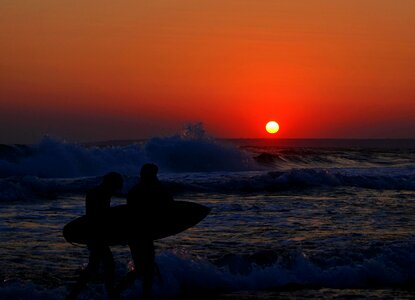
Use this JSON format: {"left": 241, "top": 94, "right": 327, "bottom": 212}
{"left": 1, "top": 0, "right": 415, "bottom": 143}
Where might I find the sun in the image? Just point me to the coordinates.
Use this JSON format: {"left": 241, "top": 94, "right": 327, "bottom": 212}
{"left": 265, "top": 121, "right": 279, "bottom": 134}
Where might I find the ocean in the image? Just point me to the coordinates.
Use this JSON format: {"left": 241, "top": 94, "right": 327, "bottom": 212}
{"left": 0, "top": 133, "right": 414, "bottom": 299}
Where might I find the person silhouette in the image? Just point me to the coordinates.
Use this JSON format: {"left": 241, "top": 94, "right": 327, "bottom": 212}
{"left": 115, "top": 163, "right": 173, "bottom": 299}
{"left": 67, "top": 172, "right": 123, "bottom": 300}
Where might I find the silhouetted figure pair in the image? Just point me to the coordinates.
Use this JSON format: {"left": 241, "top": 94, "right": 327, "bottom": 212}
{"left": 67, "top": 164, "right": 172, "bottom": 299}
{"left": 67, "top": 172, "right": 123, "bottom": 300}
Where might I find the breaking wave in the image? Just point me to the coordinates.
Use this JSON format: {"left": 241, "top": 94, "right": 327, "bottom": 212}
{"left": 0, "top": 135, "right": 257, "bottom": 179}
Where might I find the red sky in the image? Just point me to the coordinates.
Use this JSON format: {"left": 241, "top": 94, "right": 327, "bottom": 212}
{"left": 1, "top": 1, "right": 415, "bottom": 143}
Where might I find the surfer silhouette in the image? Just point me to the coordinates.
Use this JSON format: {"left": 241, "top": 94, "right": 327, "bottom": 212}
{"left": 116, "top": 163, "right": 173, "bottom": 299}
{"left": 67, "top": 172, "right": 123, "bottom": 300}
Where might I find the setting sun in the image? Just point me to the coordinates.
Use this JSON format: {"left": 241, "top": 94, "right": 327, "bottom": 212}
{"left": 265, "top": 121, "right": 280, "bottom": 134}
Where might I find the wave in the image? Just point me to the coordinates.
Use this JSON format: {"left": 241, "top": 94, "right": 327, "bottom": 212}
{"left": 166, "top": 167, "right": 415, "bottom": 193}
{"left": 1, "top": 131, "right": 414, "bottom": 180}
{"left": 252, "top": 148, "right": 415, "bottom": 169}
{"left": 0, "top": 176, "right": 100, "bottom": 201}
{"left": 1, "top": 166, "right": 414, "bottom": 201}
{"left": 0, "top": 135, "right": 257, "bottom": 178}
{"left": 1, "top": 245, "right": 414, "bottom": 299}
{"left": 158, "top": 244, "right": 415, "bottom": 294}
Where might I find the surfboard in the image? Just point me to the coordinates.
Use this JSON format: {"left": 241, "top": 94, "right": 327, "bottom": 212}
{"left": 63, "top": 201, "right": 210, "bottom": 246}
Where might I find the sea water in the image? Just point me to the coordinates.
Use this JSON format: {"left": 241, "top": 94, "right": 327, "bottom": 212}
{"left": 0, "top": 134, "right": 414, "bottom": 299}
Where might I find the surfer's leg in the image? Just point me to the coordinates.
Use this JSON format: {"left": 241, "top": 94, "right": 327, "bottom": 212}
{"left": 130, "top": 240, "right": 155, "bottom": 299}
{"left": 113, "top": 242, "right": 140, "bottom": 296}
{"left": 102, "top": 246, "right": 116, "bottom": 299}
{"left": 66, "top": 244, "right": 101, "bottom": 299}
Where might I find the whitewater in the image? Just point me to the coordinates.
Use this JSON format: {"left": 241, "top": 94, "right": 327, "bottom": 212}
{"left": 1, "top": 132, "right": 414, "bottom": 299}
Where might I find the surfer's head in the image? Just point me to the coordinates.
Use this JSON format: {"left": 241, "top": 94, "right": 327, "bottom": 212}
{"left": 102, "top": 171, "right": 123, "bottom": 192}
{"left": 140, "top": 163, "right": 158, "bottom": 181}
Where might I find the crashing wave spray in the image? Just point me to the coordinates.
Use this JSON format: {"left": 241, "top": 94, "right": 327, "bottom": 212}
{"left": 0, "top": 123, "right": 257, "bottom": 178}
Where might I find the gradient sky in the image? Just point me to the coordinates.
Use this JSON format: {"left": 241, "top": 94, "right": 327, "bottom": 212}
{"left": 1, "top": 0, "right": 414, "bottom": 143}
